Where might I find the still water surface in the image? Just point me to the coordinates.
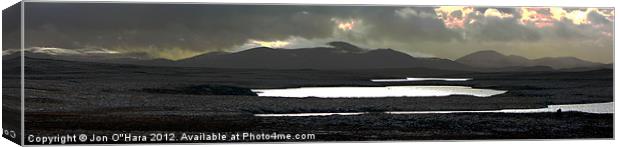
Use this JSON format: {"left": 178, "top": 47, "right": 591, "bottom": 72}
{"left": 371, "top": 77, "right": 471, "bottom": 82}
{"left": 252, "top": 86, "right": 506, "bottom": 98}
{"left": 254, "top": 102, "right": 614, "bottom": 117}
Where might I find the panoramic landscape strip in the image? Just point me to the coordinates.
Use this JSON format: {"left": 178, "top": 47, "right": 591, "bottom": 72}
{"left": 1, "top": 1, "right": 614, "bottom": 145}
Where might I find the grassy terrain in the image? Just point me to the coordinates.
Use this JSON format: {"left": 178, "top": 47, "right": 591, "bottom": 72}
{"left": 1, "top": 57, "right": 613, "bottom": 143}
{"left": 25, "top": 112, "right": 612, "bottom": 143}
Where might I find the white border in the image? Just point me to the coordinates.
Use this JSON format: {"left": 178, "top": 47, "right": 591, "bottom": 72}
{"left": 16, "top": 0, "right": 619, "bottom": 7}
{"left": 0, "top": 0, "right": 618, "bottom": 147}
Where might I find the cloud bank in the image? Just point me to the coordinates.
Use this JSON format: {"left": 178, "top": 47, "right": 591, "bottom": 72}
{"left": 22, "top": 3, "right": 613, "bottom": 63}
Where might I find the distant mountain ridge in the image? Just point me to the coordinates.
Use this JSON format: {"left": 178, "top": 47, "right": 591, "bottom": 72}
{"left": 175, "top": 41, "right": 470, "bottom": 70}
{"left": 3, "top": 42, "right": 609, "bottom": 71}
{"left": 456, "top": 50, "right": 605, "bottom": 69}
{"left": 2, "top": 47, "right": 173, "bottom": 66}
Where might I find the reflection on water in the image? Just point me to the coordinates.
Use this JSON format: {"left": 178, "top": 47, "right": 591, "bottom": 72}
{"left": 371, "top": 77, "right": 471, "bottom": 82}
{"left": 254, "top": 102, "right": 614, "bottom": 117}
{"left": 252, "top": 86, "right": 506, "bottom": 98}
{"left": 387, "top": 102, "right": 614, "bottom": 114}
{"left": 548, "top": 102, "right": 613, "bottom": 113}
{"left": 254, "top": 112, "right": 365, "bottom": 117}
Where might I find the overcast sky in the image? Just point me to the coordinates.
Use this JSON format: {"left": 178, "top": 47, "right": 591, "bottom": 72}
{"left": 22, "top": 3, "right": 614, "bottom": 63}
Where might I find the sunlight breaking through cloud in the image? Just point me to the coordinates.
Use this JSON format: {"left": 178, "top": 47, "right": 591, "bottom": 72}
{"left": 332, "top": 18, "right": 359, "bottom": 31}
{"left": 248, "top": 39, "right": 291, "bottom": 48}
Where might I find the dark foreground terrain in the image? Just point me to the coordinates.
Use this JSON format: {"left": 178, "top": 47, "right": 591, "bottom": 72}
{"left": 1, "top": 57, "right": 613, "bottom": 144}
{"left": 26, "top": 112, "right": 612, "bottom": 143}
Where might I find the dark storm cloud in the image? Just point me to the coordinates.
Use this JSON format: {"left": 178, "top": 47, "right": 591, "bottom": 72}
{"left": 552, "top": 22, "right": 586, "bottom": 39}
{"left": 587, "top": 10, "right": 612, "bottom": 24}
{"left": 474, "top": 18, "right": 541, "bottom": 42}
{"left": 24, "top": 3, "right": 462, "bottom": 53}
{"left": 23, "top": 3, "right": 536, "bottom": 49}
{"left": 21, "top": 3, "right": 614, "bottom": 63}
{"left": 465, "top": 14, "right": 541, "bottom": 42}
{"left": 366, "top": 7, "right": 461, "bottom": 42}
{"left": 25, "top": 3, "right": 337, "bottom": 51}
{"left": 2, "top": 3, "right": 21, "bottom": 49}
